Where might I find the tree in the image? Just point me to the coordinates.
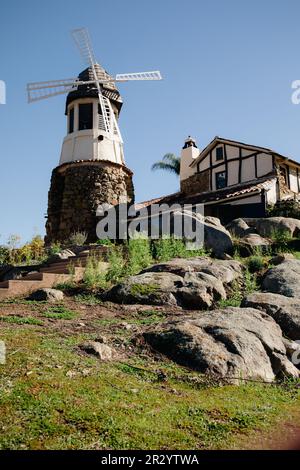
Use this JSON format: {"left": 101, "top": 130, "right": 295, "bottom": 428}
{"left": 151, "top": 153, "right": 180, "bottom": 176}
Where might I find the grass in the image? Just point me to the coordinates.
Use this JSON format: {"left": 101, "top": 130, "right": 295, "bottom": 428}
{"left": 0, "top": 327, "right": 300, "bottom": 450}
{"left": 0, "top": 316, "right": 43, "bottom": 326}
{"left": 41, "top": 305, "right": 77, "bottom": 320}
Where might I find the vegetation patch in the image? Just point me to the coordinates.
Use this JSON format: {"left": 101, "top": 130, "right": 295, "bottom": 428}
{"left": 130, "top": 283, "right": 160, "bottom": 297}
{"left": 42, "top": 305, "right": 77, "bottom": 320}
{"left": 0, "top": 315, "right": 43, "bottom": 325}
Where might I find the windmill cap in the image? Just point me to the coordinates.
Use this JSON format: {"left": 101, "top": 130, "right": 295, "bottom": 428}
{"left": 65, "top": 64, "right": 123, "bottom": 114}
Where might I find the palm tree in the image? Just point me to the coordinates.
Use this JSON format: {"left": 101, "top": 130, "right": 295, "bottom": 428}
{"left": 151, "top": 153, "right": 180, "bottom": 176}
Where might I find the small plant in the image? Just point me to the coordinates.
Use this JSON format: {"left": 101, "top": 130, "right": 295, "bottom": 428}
{"left": 244, "top": 268, "right": 258, "bottom": 294}
{"left": 83, "top": 254, "right": 107, "bottom": 289}
{"left": 125, "top": 234, "right": 153, "bottom": 275}
{"left": 69, "top": 231, "right": 88, "bottom": 246}
{"left": 96, "top": 238, "right": 113, "bottom": 246}
{"left": 42, "top": 305, "right": 77, "bottom": 320}
{"left": 247, "top": 255, "right": 265, "bottom": 273}
{"left": 269, "top": 227, "right": 292, "bottom": 253}
{"left": 74, "top": 293, "right": 103, "bottom": 305}
{"left": 105, "top": 245, "right": 126, "bottom": 283}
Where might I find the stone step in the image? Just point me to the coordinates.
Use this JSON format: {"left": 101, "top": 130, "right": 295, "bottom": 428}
{"left": 0, "top": 271, "right": 83, "bottom": 300}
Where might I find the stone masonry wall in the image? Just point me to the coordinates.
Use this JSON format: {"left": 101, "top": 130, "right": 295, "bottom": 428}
{"left": 180, "top": 170, "right": 210, "bottom": 195}
{"left": 45, "top": 161, "right": 134, "bottom": 244}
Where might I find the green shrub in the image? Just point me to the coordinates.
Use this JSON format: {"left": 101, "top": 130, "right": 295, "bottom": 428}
{"left": 247, "top": 255, "right": 265, "bottom": 273}
{"left": 83, "top": 254, "right": 107, "bottom": 289}
{"left": 0, "top": 246, "right": 9, "bottom": 265}
{"left": 125, "top": 235, "right": 153, "bottom": 275}
{"left": 69, "top": 231, "right": 88, "bottom": 246}
{"left": 96, "top": 238, "right": 113, "bottom": 246}
{"left": 105, "top": 245, "right": 126, "bottom": 283}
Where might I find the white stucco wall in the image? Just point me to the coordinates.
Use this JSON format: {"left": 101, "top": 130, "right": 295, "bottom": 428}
{"left": 59, "top": 98, "right": 124, "bottom": 166}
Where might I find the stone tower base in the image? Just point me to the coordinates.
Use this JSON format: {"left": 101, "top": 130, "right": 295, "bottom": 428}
{"left": 45, "top": 160, "right": 134, "bottom": 244}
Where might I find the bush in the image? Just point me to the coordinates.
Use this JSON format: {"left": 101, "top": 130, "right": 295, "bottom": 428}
{"left": 83, "top": 254, "right": 107, "bottom": 289}
{"left": 0, "top": 246, "right": 9, "bottom": 265}
{"left": 151, "top": 236, "right": 206, "bottom": 262}
{"left": 69, "top": 231, "right": 88, "bottom": 246}
{"left": 105, "top": 245, "right": 125, "bottom": 283}
{"left": 247, "top": 255, "right": 265, "bottom": 273}
{"left": 125, "top": 235, "right": 153, "bottom": 275}
{"left": 269, "top": 227, "right": 291, "bottom": 253}
{"left": 267, "top": 200, "right": 300, "bottom": 219}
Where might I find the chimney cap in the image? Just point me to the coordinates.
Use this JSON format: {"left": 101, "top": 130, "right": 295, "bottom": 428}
{"left": 183, "top": 136, "right": 197, "bottom": 149}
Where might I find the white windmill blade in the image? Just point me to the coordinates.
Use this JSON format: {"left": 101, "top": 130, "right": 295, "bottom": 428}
{"left": 71, "top": 28, "right": 112, "bottom": 135}
{"left": 27, "top": 78, "right": 79, "bottom": 103}
{"left": 115, "top": 71, "right": 162, "bottom": 82}
{"left": 71, "top": 27, "right": 97, "bottom": 67}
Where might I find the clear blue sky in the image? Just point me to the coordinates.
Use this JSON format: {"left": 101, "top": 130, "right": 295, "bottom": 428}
{"left": 1, "top": 0, "right": 300, "bottom": 244}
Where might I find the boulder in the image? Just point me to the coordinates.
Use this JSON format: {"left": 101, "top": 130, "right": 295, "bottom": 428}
{"left": 238, "top": 233, "right": 271, "bottom": 255}
{"left": 142, "top": 257, "right": 243, "bottom": 286}
{"left": 262, "top": 260, "right": 300, "bottom": 298}
{"left": 176, "top": 272, "right": 226, "bottom": 309}
{"left": 173, "top": 210, "right": 233, "bottom": 257}
{"left": 242, "top": 292, "right": 300, "bottom": 340}
{"left": 244, "top": 217, "right": 300, "bottom": 238}
{"left": 104, "top": 272, "right": 181, "bottom": 306}
{"left": 28, "top": 288, "right": 64, "bottom": 303}
{"left": 105, "top": 264, "right": 233, "bottom": 309}
{"left": 47, "top": 249, "right": 76, "bottom": 264}
{"left": 269, "top": 253, "right": 295, "bottom": 266}
{"left": 204, "top": 216, "right": 222, "bottom": 227}
{"left": 144, "top": 307, "right": 299, "bottom": 382}
{"left": 282, "top": 338, "right": 300, "bottom": 366}
{"left": 80, "top": 341, "right": 113, "bottom": 361}
{"left": 226, "top": 218, "right": 253, "bottom": 238}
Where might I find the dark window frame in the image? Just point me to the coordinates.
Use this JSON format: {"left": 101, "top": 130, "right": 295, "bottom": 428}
{"left": 216, "top": 146, "right": 224, "bottom": 161}
{"left": 68, "top": 107, "right": 74, "bottom": 134}
{"left": 215, "top": 170, "right": 227, "bottom": 189}
{"left": 78, "top": 102, "right": 93, "bottom": 130}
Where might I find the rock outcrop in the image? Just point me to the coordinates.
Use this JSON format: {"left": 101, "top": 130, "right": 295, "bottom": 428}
{"left": 262, "top": 260, "right": 300, "bottom": 298}
{"left": 242, "top": 292, "right": 300, "bottom": 340}
{"left": 144, "top": 307, "right": 299, "bottom": 382}
{"left": 105, "top": 258, "right": 243, "bottom": 309}
{"left": 28, "top": 288, "right": 64, "bottom": 303}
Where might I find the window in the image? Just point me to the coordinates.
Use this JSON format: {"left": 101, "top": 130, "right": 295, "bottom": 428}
{"left": 216, "top": 146, "right": 224, "bottom": 161}
{"left": 68, "top": 107, "right": 74, "bottom": 134}
{"left": 78, "top": 103, "right": 93, "bottom": 130}
{"left": 215, "top": 171, "right": 226, "bottom": 189}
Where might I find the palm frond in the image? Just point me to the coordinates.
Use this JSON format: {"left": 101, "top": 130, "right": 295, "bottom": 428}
{"left": 151, "top": 153, "right": 181, "bottom": 175}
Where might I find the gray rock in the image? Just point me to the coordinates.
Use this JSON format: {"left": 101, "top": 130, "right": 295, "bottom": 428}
{"left": 173, "top": 210, "right": 233, "bottom": 257}
{"left": 204, "top": 216, "right": 222, "bottom": 227}
{"left": 238, "top": 233, "right": 271, "bottom": 255}
{"left": 226, "top": 218, "right": 253, "bottom": 238}
{"left": 176, "top": 272, "right": 226, "bottom": 309}
{"left": 105, "top": 272, "right": 181, "bottom": 306}
{"left": 262, "top": 260, "right": 300, "bottom": 298}
{"left": 244, "top": 217, "right": 300, "bottom": 238}
{"left": 144, "top": 307, "right": 299, "bottom": 382}
{"left": 28, "top": 288, "right": 64, "bottom": 302}
{"left": 48, "top": 249, "right": 76, "bottom": 264}
{"left": 105, "top": 263, "right": 235, "bottom": 309}
{"left": 142, "top": 257, "right": 243, "bottom": 285}
{"left": 270, "top": 253, "right": 295, "bottom": 266}
{"left": 282, "top": 338, "right": 300, "bottom": 366}
{"left": 242, "top": 292, "right": 300, "bottom": 340}
{"left": 80, "top": 341, "right": 113, "bottom": 361}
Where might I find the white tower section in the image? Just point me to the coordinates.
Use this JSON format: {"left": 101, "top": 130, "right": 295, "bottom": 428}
{"left": 60, "top": 65, "right": 124, "bottom": 166}
{"left": 180, "top": 136, "right": 199, "bottom": 182}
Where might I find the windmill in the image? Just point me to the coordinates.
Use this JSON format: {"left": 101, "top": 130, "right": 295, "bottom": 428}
{"left": 27, "top": 27, "right": 162, "bottom": 166}
{"left": 30, "top": 28, "right": 162, "bottom": 244}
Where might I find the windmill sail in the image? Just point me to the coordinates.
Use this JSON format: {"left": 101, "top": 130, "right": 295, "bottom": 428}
{"left": 27, "top": 78, "right": 78, "bottom": 103}
{"left": 71, "top": 28, "right": 112, "bottom": 135}
{"left": 115, "top": 71, "right": 162, "bottom": 81}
